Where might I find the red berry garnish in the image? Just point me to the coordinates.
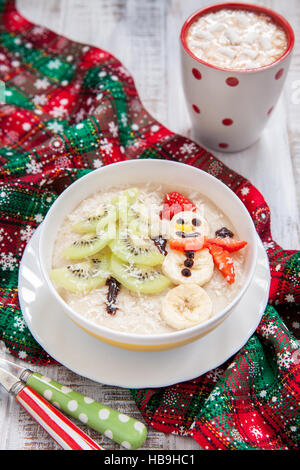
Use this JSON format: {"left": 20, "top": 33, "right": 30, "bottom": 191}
{"left": 169, "top": 237, "right": 204, "bottom": 252}
{"left": 206, "top": 243, "right": 235, "bottom": 284}
{"left": 160, "top": 192, "right": 197, "bottom": 219}
{"left": 204, "top": 238, "right": 247, "bottom": 252}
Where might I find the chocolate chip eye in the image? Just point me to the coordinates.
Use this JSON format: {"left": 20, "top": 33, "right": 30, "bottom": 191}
{"left": 176, "top": 218, "right": 185, "bottom": 225}
{"left": 192, "top": 218, "right": 201, "bottom": 227}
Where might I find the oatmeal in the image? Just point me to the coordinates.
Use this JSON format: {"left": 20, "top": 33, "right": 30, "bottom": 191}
{"left": 51, "top": 184, "right": 247, "bottom": 335}
{"left": 186, "top": 8, "right": 288, "bottom": 70}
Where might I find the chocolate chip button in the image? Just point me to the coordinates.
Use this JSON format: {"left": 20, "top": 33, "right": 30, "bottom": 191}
{"left": 181, "top": 268, "right": 192, "bottom": 277}
{"left": 184, "top": 258, "right": 194, "bottom": 268}
{"left": 184, "top": 251, "right": 195, "bottom": 258}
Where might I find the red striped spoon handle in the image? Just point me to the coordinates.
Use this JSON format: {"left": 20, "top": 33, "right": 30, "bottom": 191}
{"left": 15, "top": 385, "right": 103, "bottom": 450}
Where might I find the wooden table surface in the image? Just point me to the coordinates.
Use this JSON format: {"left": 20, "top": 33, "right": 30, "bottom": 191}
{"left": 0, "top": 0, "right": 299, "bottom": 450}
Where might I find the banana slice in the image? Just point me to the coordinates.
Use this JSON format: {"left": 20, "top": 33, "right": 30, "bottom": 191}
{"left": 162, "top": 248, "right": 214, "bottom": 286}
{"left": 161, "top": 283, "right": 212, "bottom": 330}
{"left": 170, "top": 211, "right": 210, "bottom": 240}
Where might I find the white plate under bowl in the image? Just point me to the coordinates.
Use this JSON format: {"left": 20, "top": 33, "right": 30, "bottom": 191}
{"left": 18, "top": 226, "right": 270, "bottom": 389}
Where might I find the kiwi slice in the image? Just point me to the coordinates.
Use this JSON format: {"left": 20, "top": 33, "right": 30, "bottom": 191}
{"left": 128, "top": 202, "right": 151, "bottom": 235}
{"left": 129, "top": 218, "right": 149, "bottom": 238}
{"left": 110, "top": 254, "right": 171, "bottom": 294}
{"left": 109, "top": 228, "right": 164, "bottom": 266}
{"left": 62, "top": 224, "right": 115, "bottom": 260}
{"left": 51, "top": 254, "right": 110, "bottom": 293}
{"left": 72, "top": 204, "right": 116, "bottom": 234}
{"left": 112, "top": 187, "right": 140, "bottom": 206}
{"left": 112, "top": 188, "right": 140, "bottom": 224}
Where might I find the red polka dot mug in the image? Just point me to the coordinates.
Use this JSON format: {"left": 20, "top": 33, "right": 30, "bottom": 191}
{"left": 180, "top": 2, "right": 295, "bottom": 152}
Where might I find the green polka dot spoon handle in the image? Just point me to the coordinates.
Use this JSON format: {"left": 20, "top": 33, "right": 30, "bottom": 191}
{"left": 0, "top": 358, "right": 147, "bottom": 449}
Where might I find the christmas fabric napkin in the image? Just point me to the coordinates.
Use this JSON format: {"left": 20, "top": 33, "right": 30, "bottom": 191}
{"left": 0, "top": 0, "right": 299, "bottom": 450}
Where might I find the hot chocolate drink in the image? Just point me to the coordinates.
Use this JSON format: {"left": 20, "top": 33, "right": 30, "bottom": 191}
{"left": 186, "top": 8, "right": 288, "bottom": 70}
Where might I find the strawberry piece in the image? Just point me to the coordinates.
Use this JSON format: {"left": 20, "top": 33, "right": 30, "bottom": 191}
{"left": 160, "top": 192, "right": 196, "bottom": 219}
{"left": 160, "top": 203, "right": 181, "bottom": 220}
{"left": 205, "top": 238, "right": 247, "bottom": 253}
{"left": 170, "top": 237, "right": 204, "bottom": 252}
{"left": 207, "top": 243, "right": 235, "bottom": 284}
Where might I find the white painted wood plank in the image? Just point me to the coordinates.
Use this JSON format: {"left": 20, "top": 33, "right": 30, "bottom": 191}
{"left": 18, "top": 0, "right": 64, "bottom": 32}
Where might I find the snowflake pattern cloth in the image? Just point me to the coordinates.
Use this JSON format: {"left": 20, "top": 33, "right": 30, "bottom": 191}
{"left": 0, "top": 0, "right": 299, "bottom": 450}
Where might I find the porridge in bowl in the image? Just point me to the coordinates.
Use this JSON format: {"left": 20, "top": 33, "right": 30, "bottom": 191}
{"left": 51, "top": 185, "right": 248, "bottom": 335}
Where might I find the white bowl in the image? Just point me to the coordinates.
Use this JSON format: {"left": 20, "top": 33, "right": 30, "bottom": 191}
{"left": 38, "top": 160, "right": 258, "bottom": 351}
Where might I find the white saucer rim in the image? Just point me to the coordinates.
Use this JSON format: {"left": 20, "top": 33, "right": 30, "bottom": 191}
{"left": 18, "top": 226, "right": 270, "bottom": 389}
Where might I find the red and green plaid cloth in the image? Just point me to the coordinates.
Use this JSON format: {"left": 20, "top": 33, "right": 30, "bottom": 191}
{"left": 0, "top": 0, "right": 299, "bottom": 450}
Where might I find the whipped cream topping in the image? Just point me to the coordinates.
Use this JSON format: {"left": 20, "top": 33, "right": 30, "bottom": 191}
{"left": 186, "top": 9, "right": 288, "bottom": 70}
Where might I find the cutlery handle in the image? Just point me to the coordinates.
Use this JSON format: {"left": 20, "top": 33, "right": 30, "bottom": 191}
{"left": 15, "top": 385, "right": 103, "bottom": 450}
{"left": 25, "top": 372, "right": 147, "bottom": 449}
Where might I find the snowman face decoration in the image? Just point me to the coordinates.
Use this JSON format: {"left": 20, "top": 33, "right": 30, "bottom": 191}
{"left": 170, "top": 211, "right": 210, "bottom": 240}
